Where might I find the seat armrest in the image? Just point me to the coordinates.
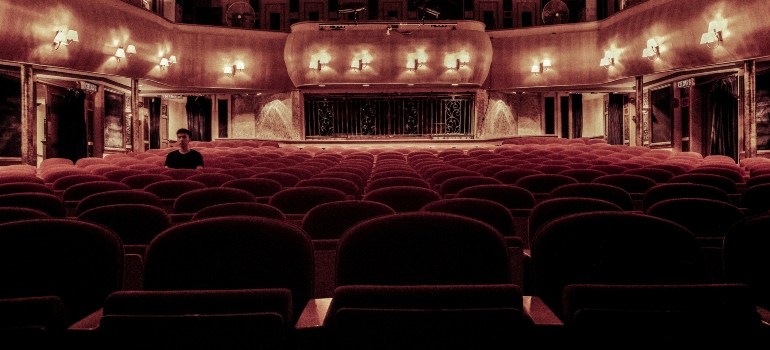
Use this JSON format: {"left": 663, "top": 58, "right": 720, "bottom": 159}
{"left": 523, "top": 296, "right": 562, "bottom": 327}
{"left": 295, "top": 298, "right": 332, "bottom": 330}
{"left": 759, "top": 306, "right": 770, "bottom": 326}
{"left": 67, "top": 308, "right": 103, "bottom": 332}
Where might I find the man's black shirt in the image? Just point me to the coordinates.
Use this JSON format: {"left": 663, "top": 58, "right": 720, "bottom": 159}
{"left": 164, "top": 149, "right": 204, "bottom": 169}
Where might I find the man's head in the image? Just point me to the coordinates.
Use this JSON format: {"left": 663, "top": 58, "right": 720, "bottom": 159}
{"left": 176, "top": 128, "right": 192, "bottom": 150}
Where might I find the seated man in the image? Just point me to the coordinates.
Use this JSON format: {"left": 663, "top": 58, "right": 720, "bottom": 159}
{"left": 164, "top": 128, "right": 204, "bottom": 169}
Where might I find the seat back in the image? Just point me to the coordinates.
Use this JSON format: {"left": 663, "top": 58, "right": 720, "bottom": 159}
{"left": 723, "top": 214, "right": 770, "bottom": 310}
{"left": 143, "top": 217, "right": 313, "bottom": 317}
{"left": 529, "top": 198, "right": 623, "bottom": 247}
{"left": 0, "top": 193, "right": 66, "bottom": 217}
{"left": 191, "top": 202, "right": 286, "bottom": 221}
{"left": 75, "top": 190, "right": 164, "bottom": 216}
{"left": 0, "top": 219, "right": 123, "bottom": 322}
{"left": 531, "top": 211, "right": 708, "bottom": 317}
{"left": 78, "top": 204, "right": 171, "bottom": 245}
{"left": 301, "top": 201, "right": 395, "bottom": 240}
{"left": 336, "top": 212, "right": 511, "bottom": 286}
{"left": 455, "top": 184, "right": 535, "bottom": 210}
{"left": 420, "top": 198, "right": 516, "bottom": 238}
{"left": 268, "top": 187, "right": 348, "bottom": 215}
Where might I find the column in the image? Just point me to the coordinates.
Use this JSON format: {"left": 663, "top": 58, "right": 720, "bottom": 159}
{"left": 131, "top": 79, "right": 142, "bottom": 151}
{"left": 634, "top": 76, "right": 644, "bottom": 147}
{"left": 744, "top": 60, "right": 756, "bottom": 158}
{"left": 584, "top": 0, "right": 597, "bottom": 22}
{"left": 20, "top": 65, "right": 36, "bottom": 165}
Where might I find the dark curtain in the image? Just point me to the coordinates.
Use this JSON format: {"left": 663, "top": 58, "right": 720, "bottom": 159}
{"left": 150, "top": 98, "right": 161, "bottom": 149}
{"left": 709, "top": 75, "right": 739, "bottom": 161}
{"left": 185, "top": 96, "right": 211, "bottom": 141}
{"left": 607, "top": 93, "right": 624, "bottom": 145}
{"left": 0, "top": 74, "right": 21, "bottom": 157}
{"left": 571, "top": 94, "right": 583, "bottom": 139}
{"left": 58, "top": 89, "right": 87, "bottom": 162}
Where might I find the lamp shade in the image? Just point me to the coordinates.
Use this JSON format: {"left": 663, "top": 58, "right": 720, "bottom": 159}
{"left": 159, "top": 57, "right": 169, "bottom": 67}
{"left": 65, "top": 30, "right": 78, "bottom": 42}
{"left": 126, "top": 45, "right": 137, "bottom": 55}
{"left": 115, "top": 47, "right": 126, "bottom": 59}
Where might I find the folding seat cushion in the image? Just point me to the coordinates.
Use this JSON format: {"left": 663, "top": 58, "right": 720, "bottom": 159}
{"left": 192, "top": 202, "right": 286, "bottom": 221}
{"left": 621, "top": 168, "right": 676, "bottom": 183}
{"left": 120, "top": 174, "right": 174, "bottom": 189}
{"left": 75, "top": 190, "right": 164, "bottom": 216}
{"left": 186, "top": 173, "right": 238, "bottom": 187}
{"left": 142, "top": 216, "right": 313, "bottom": 318}
{"left": 528, "top": 198, "right": 624, "bottom": 247}
{"left": 0, "top": 182, "right": 54, "bottom": 195}
{"left": 61, "top": 181, "right": 132, "bottom": 202}
{"left": 78, "top": 204, "right": 171, "bottom": 246}
{"left": 531, "top": 211, "right": 708, "bottom": 318}
{"left": 548, "top": 183, "right": 634, "bottom": 211}
{"left": 296, "top": 178, "right": 361, "bottom": 198}
{"left": 363, "top": 186, "right": 441, "bottom": 213}
{"left": 0, "top": 193, "right": 66, "bottom": 217}
{"left": 641, "top": 183, "right": 729, "bottom": 212}
{"left": 0, "top": 219, "right": 123, "bottom": 322}
{"left": 268, "top": 187, "right": 348, "bottom": 215}
{"left": 252, "top": 172, "right": 301, "bottom": 187}
{"left": 492, "top": 168, "right": 544, "bottom": 185}
{"left": 0, "top": 207, "right": 51, "bottom": 224}
{"left": 330, "top": 284, "right": 527, "bottom": 349}
{"left": 172, "top": 187, "right": 257, "bottom": 214}
{"left": 98, "top": 289, "right": 293, "bottom": 349}
{"left": 0, "top": 174, "right": 44, "bottom": 185}
{"left": 438, "top": 176, "right": 502, "bottom": 198}
{"left": 0, "top": 296, "right": 69, "bottom": 346}
{"left": 561, "top": 283, "right": 762, "bottom": 347}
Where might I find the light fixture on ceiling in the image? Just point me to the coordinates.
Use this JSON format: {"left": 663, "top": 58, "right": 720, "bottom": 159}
{"left": 700, "top": 20, "right": 723, "bottom": 49}
{"left": 531, "top": 58, "right": 551, "bottom": 74}
{"left": 53, "top": 29, "right": 78, "bottom": 50}
{"left": 642, "top": 38, "right": 659, "bottom": 60}
{"left": 599, "top": 51, "right": 614, "bottom": 69}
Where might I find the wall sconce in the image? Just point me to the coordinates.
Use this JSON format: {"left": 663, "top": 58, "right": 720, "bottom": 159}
{"left": 309, "top": 50, "right": 332, "bottom": 71}
{"left": 351, "top": 50, "right": 373, "bottom": 71}
{"left": 599, "top": 51, "right": 614, "bottom": 69}
{"left": 446, "top": 51, "right": 470, "bottom": 71}
{"left": 531, "top": 59, "right": 551, "bottom": 74}
{"left": 700, "top": 21, "right": 723, "bottom": 48}
{"left": 224, "top": 62, "right": 245, "bottom": 76}
{"left": 115, "top": 45, "right": 136, "bottom": 62}
{"left": 642, "top": 39, "right": 659, "bottom": 60}
{"left": 53, "top": 29, "right": 78, "bottom": 50}
{"left": 159, "top": 57, "right": 169, "bottom": 70}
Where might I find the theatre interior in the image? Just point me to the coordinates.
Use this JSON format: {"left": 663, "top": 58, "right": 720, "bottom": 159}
{"left": 1, "top": 0, "right": 770, "bottom": 347}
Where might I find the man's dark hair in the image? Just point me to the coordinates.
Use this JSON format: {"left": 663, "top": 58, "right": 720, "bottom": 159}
{"left": 176, "top": 128, "right": 192, "bottom": 137}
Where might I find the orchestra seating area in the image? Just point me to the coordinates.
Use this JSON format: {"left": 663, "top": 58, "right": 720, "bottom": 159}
{"left": 2, "top": 137, "right": 770, "bottom": 347}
